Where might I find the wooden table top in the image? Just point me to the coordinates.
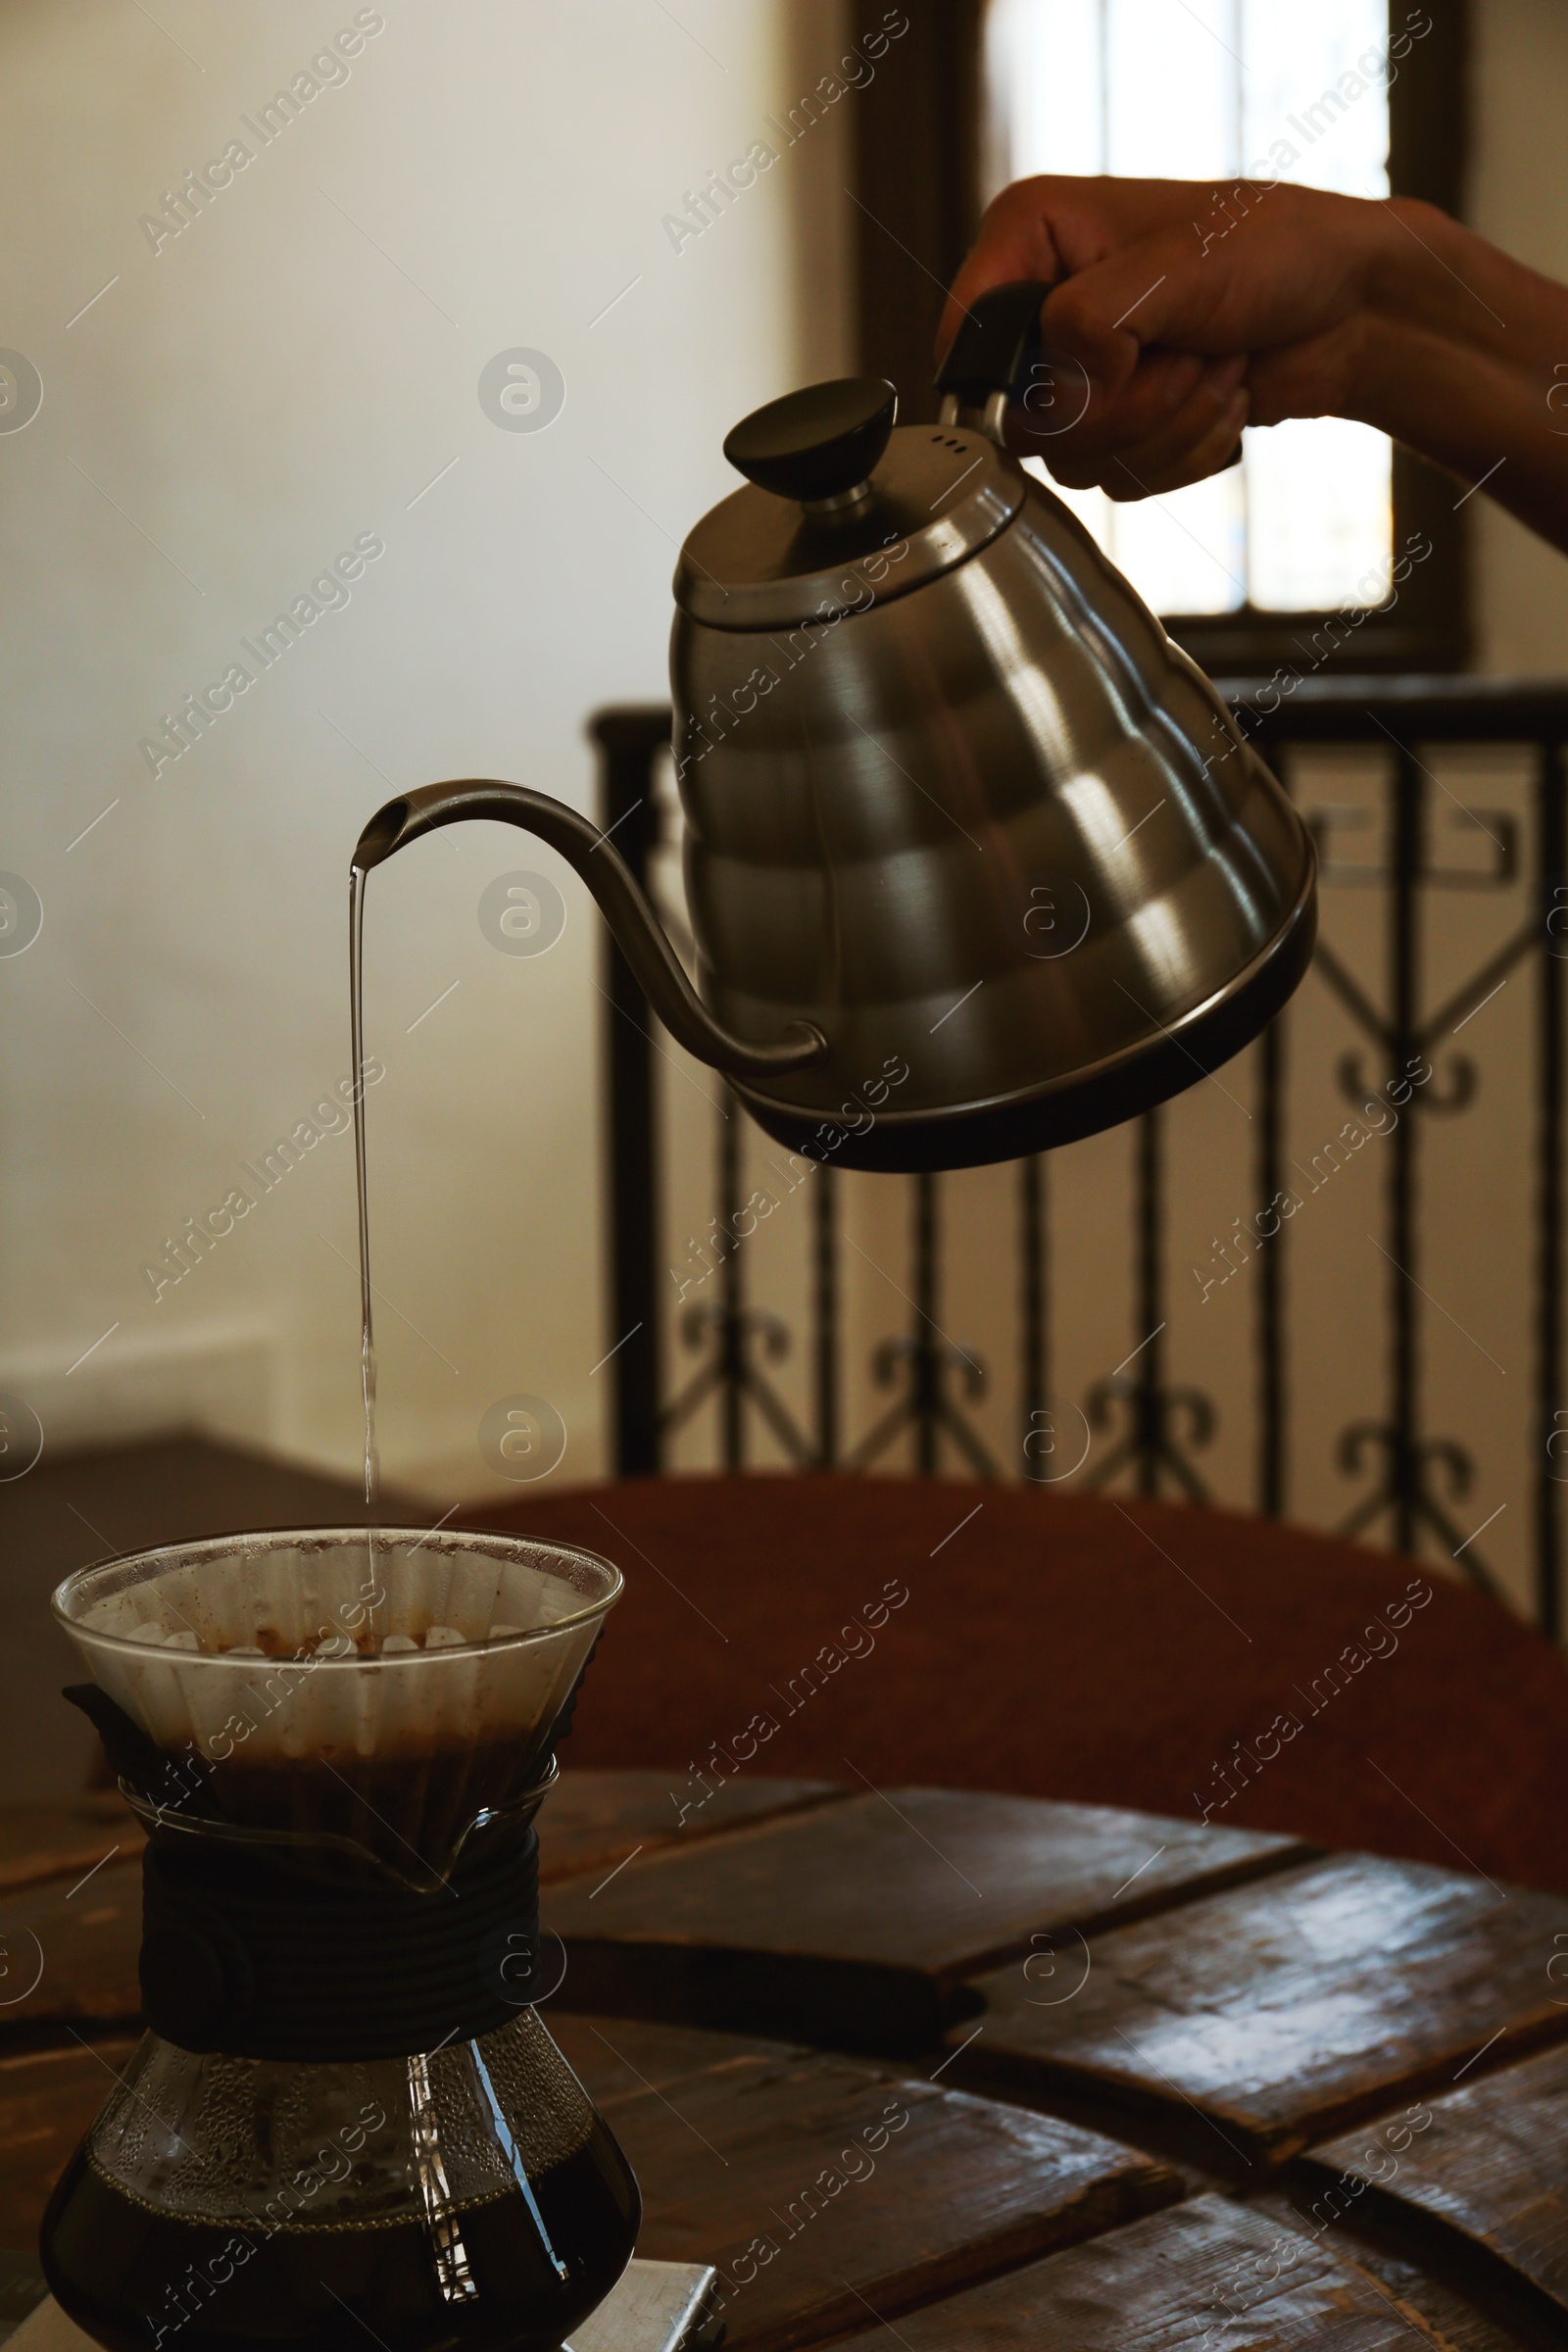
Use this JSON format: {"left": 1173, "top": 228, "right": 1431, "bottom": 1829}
{"left": 3, "top": 1770, "right": 1564, "bottom": 2351}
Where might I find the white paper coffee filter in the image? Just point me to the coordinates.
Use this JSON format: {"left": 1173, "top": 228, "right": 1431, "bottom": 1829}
{"left": 55, "top": 1529, "right": 619, "bottom": 1772}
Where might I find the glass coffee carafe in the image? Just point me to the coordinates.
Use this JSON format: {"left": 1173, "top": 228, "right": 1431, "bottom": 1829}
{"left": 39, "top": 1526, "right": 641, "bottom": 2352}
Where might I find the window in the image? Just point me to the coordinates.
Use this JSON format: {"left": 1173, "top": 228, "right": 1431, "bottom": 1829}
{"left": 849, "top": 1, "right": 1464, "bottom": 674}
{"left": 983, "top": 0, "right": 1396, "bottom": 620}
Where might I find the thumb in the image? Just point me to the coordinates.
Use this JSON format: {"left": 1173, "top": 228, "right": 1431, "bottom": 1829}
{"left": 937, "top": 204, "right": 1066, "bottom": 368}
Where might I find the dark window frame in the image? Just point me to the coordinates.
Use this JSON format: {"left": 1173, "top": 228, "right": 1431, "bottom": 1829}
{"left": 849, "top": 1, "right": 1470, "bottom": 677}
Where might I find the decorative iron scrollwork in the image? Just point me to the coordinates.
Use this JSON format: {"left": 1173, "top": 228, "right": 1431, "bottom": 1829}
{"left": 679, "top": 1301, "right": 789, "bottom": 1364}
{"left": 1334, "top": 1422, "right": 1500, "bottom": 1597}
{"left": 1082, "top": 1373, "right": 1216, "bottom": 1504}
{"left": 869, "top": 1332, "right": 987, "bottom": 1403}
{"left": 848, "top": 1333, "right": 999, "bottom": 1480}
{"left": 662, "top": 1302, "right": 812, "bottom": 1467}
{"left": 1335, "top": 1049, "right": 1476, "bottom": 1116}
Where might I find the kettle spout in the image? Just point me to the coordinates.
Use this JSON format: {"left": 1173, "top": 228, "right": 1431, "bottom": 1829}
{"left": 351, "top": 778, "right": 827, "bottom": 1081}
{"left": 352, "top": 797, "right": 416, "bottom": 871}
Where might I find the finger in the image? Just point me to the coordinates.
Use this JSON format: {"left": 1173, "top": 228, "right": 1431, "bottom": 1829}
{"left": 1245, "top": 316, "right": 1369, "bottom": 425}
{"left": 938, "top": 180, "right": 1069, "bottom": 365}
{"left": 1010, "top": 350, "right": 1241, "bottom": 484}
{"left": 1041, "top": 368, "right": 1248, "bottom": 494}
{"left": 943, "top": 173, "right": 1202, "bottom": 351}
{"left": 1080, "top": 355, "right": 1248, "bottom": 484}
{"left": 1008, "top": 347, "right": 1205, "bottom": 458}
{"left": 1099, "top": 388, "right": 1250, "bottom": 499}
{"left": 1028, "top": 351, "right": 1245, "bottom": 473}
{"left": 1041, "top": 225, "right": 1238, "bottom": 395}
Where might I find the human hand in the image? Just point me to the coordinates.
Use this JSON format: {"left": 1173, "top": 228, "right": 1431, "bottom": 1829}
{"left": 939, "top": 175, "right": 1388, "bottom": 497}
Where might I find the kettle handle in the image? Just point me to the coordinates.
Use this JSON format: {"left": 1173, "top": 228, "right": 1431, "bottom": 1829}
{"left": 937, "top": 277, "right": 1245, "bottom": 470}
{"left": 352, "top": 779, "right": 827, "bottom": 1079}
{"left": 935, "top": 279, "right": 1054, "bottom": 437}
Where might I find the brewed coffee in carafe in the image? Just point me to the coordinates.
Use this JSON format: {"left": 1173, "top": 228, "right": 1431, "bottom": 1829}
{"left": 43, "top": 2034, "right": 637, "bottom": 2352}
{"left": 40, "top": 1527, "right": 640, "bottom": 2352}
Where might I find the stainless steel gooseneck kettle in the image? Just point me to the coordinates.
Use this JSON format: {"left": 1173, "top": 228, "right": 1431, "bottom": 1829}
{"left": 355, "top": 282, "right": 1315, "bottom": 1172}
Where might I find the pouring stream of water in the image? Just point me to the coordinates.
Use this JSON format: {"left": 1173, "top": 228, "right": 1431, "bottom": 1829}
{"left": 349, "top": 864, "right": 381, "bottom": 1564}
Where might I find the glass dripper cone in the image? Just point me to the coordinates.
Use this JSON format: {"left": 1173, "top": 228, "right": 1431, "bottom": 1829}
{"left": 54, "top": 1525, "right": 621, "bottom": 1880}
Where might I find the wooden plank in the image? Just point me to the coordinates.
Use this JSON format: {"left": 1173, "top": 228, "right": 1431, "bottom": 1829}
{"left": 548, "top": 2013, "right": 1181, "bottom": 2352}
{"left": 0, "top": 1861, "right": 141, "bottom": 2045}
{"left": 0, "top": 1795, "right": 138, "bottom": 1898}
{"left": 552, "top": 2013, "right": 803, "bottom": 2103}
{"left": 542, "top": 1771, "right": 841, "bottom": 1885}
{"left": 0, "top": 2040, "right": 139, "bottom": 2242}
{"left": 1246, "top": 2188, "right": 1529, "bottom": 2352}
{"left": 1302, "top": 2039, "right": 1568, "bottom": 2333}
{"left": 543, "top": 1788, "right": 1312, "bottom": 2052}
{"left": 819, "top": 2191, "right": 1453, "bottom": 2351}
{"left": 959, "top": 1853, "right": 1568, "bottom": 2167}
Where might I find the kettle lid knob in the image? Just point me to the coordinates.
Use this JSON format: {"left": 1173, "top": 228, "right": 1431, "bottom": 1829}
{"left": 723, "top": 377, "right": 897, "bottom": 505}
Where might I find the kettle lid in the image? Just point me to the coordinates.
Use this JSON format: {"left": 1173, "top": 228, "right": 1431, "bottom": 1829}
{"left": 674, "top": 376, "right": 1025, "bottom": 632}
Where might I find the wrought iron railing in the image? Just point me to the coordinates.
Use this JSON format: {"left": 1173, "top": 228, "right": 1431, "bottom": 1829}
{"left": 591, "top": 680, "right": 1568, "bottom": 1636}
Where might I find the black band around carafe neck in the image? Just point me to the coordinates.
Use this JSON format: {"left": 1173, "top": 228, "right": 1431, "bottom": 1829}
{"left": 138, "top": 1818, "right": 543, "bottom": 2060}
{"left": 62, "top": 1661, "right": 598, "bottom": 2063}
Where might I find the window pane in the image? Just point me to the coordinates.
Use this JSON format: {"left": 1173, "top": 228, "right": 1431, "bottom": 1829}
{"left": 985, "top": 0, "right": 1102, "bottom": 183}
{"left": 1111, "top": 466, "right": 1248, "bottom": 614}
{"left": 1242, "top": 0, "right": 1391, "bottom": 196}
{"left": 1246, "top": 416, "right": 1393, "bottom": 610}
{"left": 1036, "top": 470, "right": 1112, "bottom": 554}
{"left": 1027, "top": 460, "right": 1246, "bottom": 615}
{"left": 984, "top": 0, "right": 1396, "bottom": 617}
{"left": 1105, "top": 0, "right": 1233, "bottom": 180}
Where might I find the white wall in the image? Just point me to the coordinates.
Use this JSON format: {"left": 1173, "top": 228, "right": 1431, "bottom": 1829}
{"left": 0, "top": 0, "right": 852, "bottom": 1496}
{"left": 1469, "top": 0, "right": 1568, "bottom": 672}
